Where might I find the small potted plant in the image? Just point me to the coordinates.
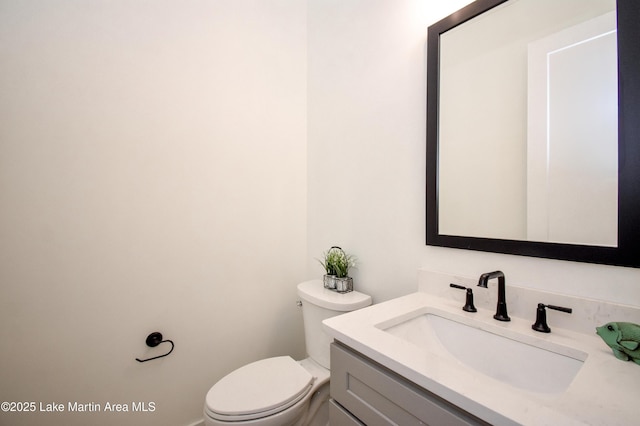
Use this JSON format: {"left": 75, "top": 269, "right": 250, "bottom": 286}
{"left": 318, "top": 246, "right": 356, "bottom": 292}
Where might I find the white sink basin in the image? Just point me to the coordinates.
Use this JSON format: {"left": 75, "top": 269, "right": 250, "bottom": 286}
{"left": 382, "top": 311, "right": 586, "bottom": 394}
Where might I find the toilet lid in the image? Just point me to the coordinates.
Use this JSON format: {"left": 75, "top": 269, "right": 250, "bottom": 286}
{"left": 205, "top": 356, "right": 314, "bottom": 421}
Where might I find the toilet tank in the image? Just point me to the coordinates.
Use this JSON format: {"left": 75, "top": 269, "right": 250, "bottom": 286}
{"left": 297, "top": 280, "right": 372, "bottom": 369}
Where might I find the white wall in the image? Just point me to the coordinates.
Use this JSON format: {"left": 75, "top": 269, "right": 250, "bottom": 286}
{"left": 307, "top": 0, "right": 640, "bottom": 307}
{"left": 0, "top": 1, "right": 307, "bottom": 425}
{"left": 2, "top": 1, "right": 640, "bottom": 425}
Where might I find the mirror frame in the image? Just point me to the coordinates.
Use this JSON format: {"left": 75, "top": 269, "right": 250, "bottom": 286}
{"left": 426, "top": 0, "right": 640, "bottom": 268}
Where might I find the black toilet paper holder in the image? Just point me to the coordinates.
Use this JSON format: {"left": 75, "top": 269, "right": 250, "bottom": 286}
{"left": 135, "top": 332, "right": 174, "bottom": 363}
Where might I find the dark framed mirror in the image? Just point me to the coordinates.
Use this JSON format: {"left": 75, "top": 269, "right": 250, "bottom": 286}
{"left": 426, "top": 0, "right": 640, "bottom": 267}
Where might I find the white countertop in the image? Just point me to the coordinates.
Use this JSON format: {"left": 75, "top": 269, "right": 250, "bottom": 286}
{"left": 323, "top": 289, "right": 640, "bottom": 425}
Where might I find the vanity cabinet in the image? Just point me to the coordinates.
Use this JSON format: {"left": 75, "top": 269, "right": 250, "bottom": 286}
{"left": 330, "top": 342, "right": 488, "bottom": 426}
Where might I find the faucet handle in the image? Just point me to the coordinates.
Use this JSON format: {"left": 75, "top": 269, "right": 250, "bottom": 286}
{"left": 546, "top": 304, "right": 572, "bottom": 314}
{"left": 449, "top": 283, "right": 477, "bottom": 312}
{"left": 532, "top": 303, "right": 572, "bottom": 333}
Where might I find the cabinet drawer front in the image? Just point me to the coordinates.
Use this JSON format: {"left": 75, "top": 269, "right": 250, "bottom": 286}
{"left": 330, "top": 342, "right": 487, "bottom": 426}
{"left": 329, "top": 399, "right": 365, "bottom": 426}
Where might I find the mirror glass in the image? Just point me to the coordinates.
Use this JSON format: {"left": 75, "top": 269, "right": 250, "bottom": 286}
{"left": 439, "top": 0, "right": 616, "bottom": 245}
{"left": 427, "top": 0, "right": 640, "bottom": 267}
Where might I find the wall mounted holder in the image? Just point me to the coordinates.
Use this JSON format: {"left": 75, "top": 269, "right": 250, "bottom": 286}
{"left": 135, "top": 332, "right": 174, "bottom": 363}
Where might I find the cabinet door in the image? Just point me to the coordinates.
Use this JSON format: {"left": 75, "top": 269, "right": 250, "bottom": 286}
{"left": 330, "top": 342, "right": 488, "bottom": 426}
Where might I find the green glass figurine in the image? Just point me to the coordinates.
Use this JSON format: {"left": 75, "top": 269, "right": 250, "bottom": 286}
{"left": 596, "top": 322, "right": 640, "bottom": 365}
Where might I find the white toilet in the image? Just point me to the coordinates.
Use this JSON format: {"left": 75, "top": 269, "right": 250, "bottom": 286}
{"left": 203, "top": 280, "right": 372, "bottom": 426}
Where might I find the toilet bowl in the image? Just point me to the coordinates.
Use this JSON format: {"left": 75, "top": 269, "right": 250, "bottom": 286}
{"left": 204, "top": 357, "right": 329, "bottom": 426}
{"left": 203, "top": 280, "right": 372, "bottom": 426}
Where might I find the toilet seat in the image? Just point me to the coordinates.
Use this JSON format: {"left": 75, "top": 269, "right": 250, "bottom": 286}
{"left": 205, "top": 356, "right": 314, "bottom": 422}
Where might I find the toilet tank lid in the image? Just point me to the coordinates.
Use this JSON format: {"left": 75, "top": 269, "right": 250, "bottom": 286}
{"left": 297, "top": 280, "right": 372, "bottom": 311}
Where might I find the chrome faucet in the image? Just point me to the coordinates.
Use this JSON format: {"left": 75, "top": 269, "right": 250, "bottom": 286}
{"left": 477, "top": 271, "right": 510, "bottom": 322}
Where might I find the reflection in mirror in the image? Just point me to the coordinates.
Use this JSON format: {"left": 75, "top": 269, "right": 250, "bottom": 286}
{"left": 426, "top": 0, "right": 640, "bottom": 267}
{"left": 527, "top": 11, "right": 617, "bottom": 246}
{"left": 438, "top": 0, "right": 616, "bottom": 245}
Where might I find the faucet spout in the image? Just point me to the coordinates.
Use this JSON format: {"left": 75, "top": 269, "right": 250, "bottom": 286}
{"left": 478, "top": 271, "right": 510, "bottom": 322}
